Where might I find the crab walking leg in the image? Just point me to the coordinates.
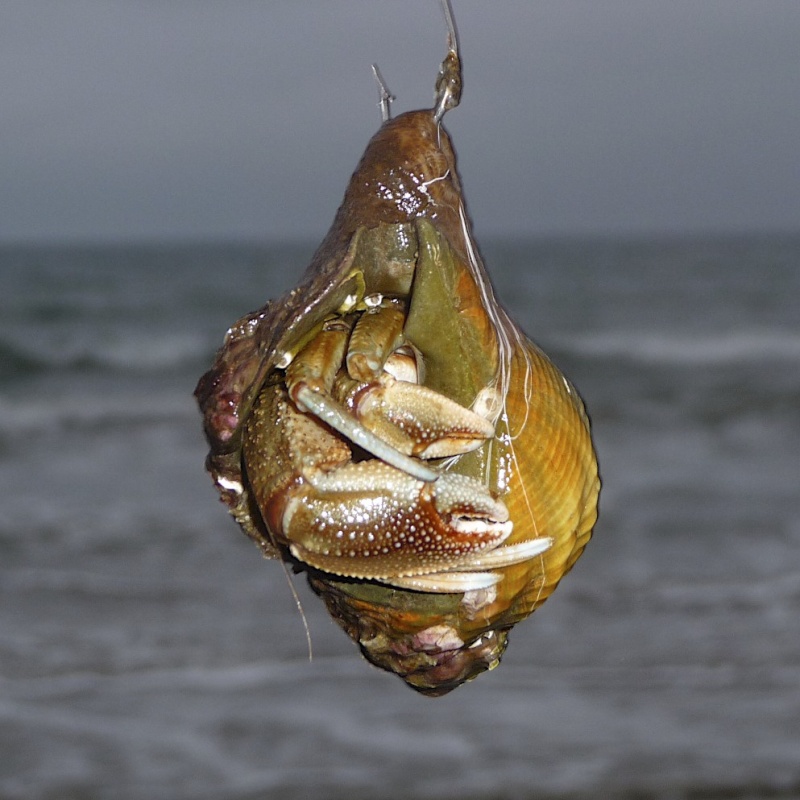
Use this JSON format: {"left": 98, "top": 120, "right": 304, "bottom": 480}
{"left": 452, "top": 537, "right": 554, "bottom": 569}
{"left": 385, "top": 571, "right": 504, "bottom": 593}
{"left": 384, "top": 537, "right": 554, "bottom": 593}
{"left": 346, "top": 301, "right": 406, "bottom": 382}
{"left": 285, "top": 320, "right": 351, "bottom": 395}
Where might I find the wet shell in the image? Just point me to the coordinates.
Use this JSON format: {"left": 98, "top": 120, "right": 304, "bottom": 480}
{"left": 196, "top": 13, "right": 599, "bottom": 696}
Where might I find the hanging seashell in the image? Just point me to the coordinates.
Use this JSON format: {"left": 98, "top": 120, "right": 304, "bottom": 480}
{"left": 195, "top": 1, "right": 600, "bottom": 695}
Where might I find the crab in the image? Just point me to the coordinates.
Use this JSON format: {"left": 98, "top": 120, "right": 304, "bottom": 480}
{"left": 195, "top": 4, "right": 600, "bottom": 694}
{"left": 241, "top": 291, "right": 554, "bottom": 594}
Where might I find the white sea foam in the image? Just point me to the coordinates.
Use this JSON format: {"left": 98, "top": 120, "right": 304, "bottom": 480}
{"left": 0, "top": 389, "right": 192, "bottom": 438}
{"left": 0, "top": 328, "right": 212, "bottom": 374}
{"left": 553, "top": 329, "right": 800, "bottom": 365}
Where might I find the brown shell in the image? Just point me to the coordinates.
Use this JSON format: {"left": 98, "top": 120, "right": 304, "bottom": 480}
{"left": 196, "top": 107, "right": 600, "bottom": 695}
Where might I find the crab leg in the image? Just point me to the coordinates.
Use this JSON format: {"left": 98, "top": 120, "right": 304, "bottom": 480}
{"left": 384, "top": 537, "right": 554, "bottom": 593}
{"left": 345, "top": 300, "right": 406, "bottom": 382}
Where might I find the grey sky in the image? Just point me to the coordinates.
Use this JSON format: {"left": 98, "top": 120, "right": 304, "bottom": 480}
{"left": 3, "top": 1, "right": 799, "bottom": 243}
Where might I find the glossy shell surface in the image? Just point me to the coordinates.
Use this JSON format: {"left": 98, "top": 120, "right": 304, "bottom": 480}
{"left": 196, "top": 68, "right": 599, "bottom": 696}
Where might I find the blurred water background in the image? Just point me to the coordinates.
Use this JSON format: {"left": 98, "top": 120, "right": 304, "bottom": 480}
{"left": 1, "top": 235, "right": 798, "bottom": 799}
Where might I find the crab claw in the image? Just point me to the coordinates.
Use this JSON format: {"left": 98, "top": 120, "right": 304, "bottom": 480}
{"left": 343, "top": 375, "right": 496, "bottom": 459}
{"left": 267, "top": 461, "right": 512, "bottom": 583}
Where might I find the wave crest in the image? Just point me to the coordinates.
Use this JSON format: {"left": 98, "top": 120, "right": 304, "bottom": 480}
{"left": 553, "top": 330, "right": 800, "bottom": 366}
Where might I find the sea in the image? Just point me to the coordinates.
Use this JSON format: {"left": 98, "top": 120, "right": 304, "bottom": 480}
{"left": 1, "top": 235, "right": 798, "bottom": 800}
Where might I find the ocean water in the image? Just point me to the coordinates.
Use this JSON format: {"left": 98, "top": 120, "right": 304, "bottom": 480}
{"left": 1, "top": 236, "right": 798, "bottom": 799}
